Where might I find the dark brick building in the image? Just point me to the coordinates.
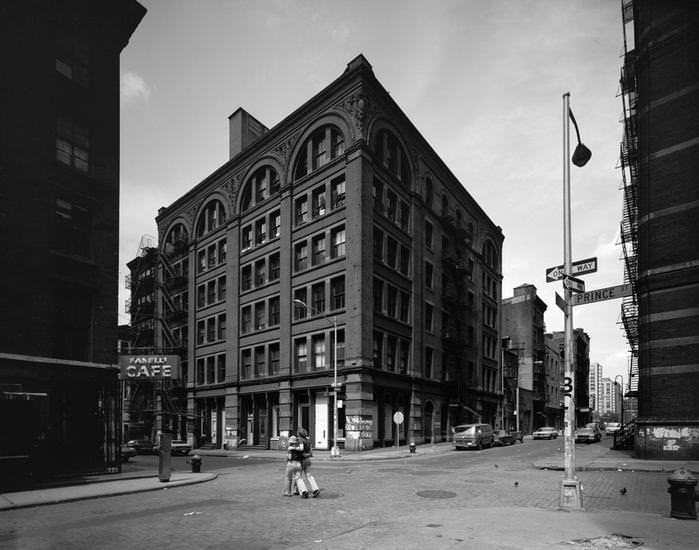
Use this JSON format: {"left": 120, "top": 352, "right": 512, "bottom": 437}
{"left": 0, "top": 0, "right": 145, "bottom": 485}
{"left": 619, "top": 0, "right": 699, "bottom": 459}
{"left": 138, "top": 55, "right": 504, "bottom": 452}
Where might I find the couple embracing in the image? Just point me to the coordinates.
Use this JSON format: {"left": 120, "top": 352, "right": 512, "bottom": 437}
{"left": 283, "top": 427, "right": 320, "bottom": 498}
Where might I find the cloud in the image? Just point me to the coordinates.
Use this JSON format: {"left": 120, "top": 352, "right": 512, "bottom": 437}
{"left": 121, "top": 71, "right": 152, "bottom": 106}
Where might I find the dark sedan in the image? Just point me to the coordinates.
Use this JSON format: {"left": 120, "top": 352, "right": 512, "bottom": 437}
{"left": 493, "top": 430, "right": 523, "bottom": 446}
{"left": 126, "top": 439, "right": 157, "bottom": 454}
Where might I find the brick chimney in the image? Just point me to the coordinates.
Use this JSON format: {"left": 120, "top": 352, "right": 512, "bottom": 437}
{"left": 228, "top": 108, "right": 269, "bottom": 159}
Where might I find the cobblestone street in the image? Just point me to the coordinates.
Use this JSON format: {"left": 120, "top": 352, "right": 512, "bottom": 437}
{"left": 1, "top": 440, "right": 690, "bottom": 549}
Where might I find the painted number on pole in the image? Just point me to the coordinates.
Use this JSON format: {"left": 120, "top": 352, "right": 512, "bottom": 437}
{"left": 562, "top": 377, "right": 573, "bottom": 397}
{"left": 546, "top": 257, "right": 598, "bottom": 282}
{"left": 393, "top": 411, "right": 404, "bottom": 425}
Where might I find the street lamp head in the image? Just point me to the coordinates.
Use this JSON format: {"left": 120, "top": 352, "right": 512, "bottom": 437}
{"left": 293, "top": 299, "right": 307, "bottom": 307}
{"left": 572, "top": 143, "right": 592, "bottom": 167}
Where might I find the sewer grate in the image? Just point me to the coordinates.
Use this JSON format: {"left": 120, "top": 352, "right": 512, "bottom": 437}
{"left": 416, "top": 490, "right": 457, "bottom": 499}
{"left": 563, "top": 534, "right": 643, "bottom": 548}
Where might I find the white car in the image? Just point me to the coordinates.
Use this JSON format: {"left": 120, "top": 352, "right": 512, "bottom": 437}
{"left": 532, "top": 426, "right": 558, "bottom": 440}
{"left": 605, "top": 422, "right": 622, "bottom": 434}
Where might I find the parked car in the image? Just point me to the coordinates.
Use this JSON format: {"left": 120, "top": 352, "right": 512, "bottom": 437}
{"left": 120, "top": 444, "right": 137, "bottom": 462}
{"left": 575, "top": 423, "right": 602, "bottom": 444}
{"left": 532, "top": 426, "right": 558, "bottom": 440}
{"left": 493, "top": 430, "right": 523, "bottom": 446}
{"left": 453, "top": 423, "right": 494, "bottom": 450}
{"left": 605, "top": 422, "right": 622, "bottom": 434}
{"left": 126, "top": 439, "right": 157, "bottom": 454}
{"left": 170, "top": 440, "right": 192, "bottom": 456}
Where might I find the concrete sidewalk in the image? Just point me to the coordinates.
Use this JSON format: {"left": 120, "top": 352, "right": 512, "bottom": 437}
{"left": 533, "top": 440, "right": 699, "bottom": 473}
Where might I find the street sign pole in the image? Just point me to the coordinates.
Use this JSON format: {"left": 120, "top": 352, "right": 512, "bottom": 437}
{"left": 561, "top": 92, "right": 582, "bottom": 509}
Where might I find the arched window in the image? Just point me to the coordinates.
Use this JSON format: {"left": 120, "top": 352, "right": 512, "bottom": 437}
{"left": 374, "top": 129, "right": 411, "bottom": 185}
{"left": 165, "top": 222, "right": 188, "bottom": 246}
{"left": 293, "top": 125, "right": 345, "bottom": 180}
{"left": 425, "top": 178, "right": 433, "bottom": 208}
{"left": 482, "top": 240, "right": 498, "bottom": 270}
{"left": 241, "top": 165, "right": 280, "bottom": 213}
{"left": 196, "top": 199, "right": 226, "bottom": 238}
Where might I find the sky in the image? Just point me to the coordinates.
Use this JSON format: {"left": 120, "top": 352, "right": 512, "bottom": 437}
{"left": 119, "top": 0, "right": 630, "bottom": 383}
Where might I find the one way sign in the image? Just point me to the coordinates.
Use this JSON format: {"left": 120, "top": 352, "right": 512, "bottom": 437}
{"left": 546, "top": 257, "right": 598, "bottom": 282}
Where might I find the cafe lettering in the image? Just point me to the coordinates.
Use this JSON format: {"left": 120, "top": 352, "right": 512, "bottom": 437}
{"left": 118, "top": 355, "right": 181, "bottom": 380}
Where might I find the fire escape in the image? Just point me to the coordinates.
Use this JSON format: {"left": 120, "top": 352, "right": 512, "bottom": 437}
{"left": 617, "top": 0, "right": 639, "bottom": 410}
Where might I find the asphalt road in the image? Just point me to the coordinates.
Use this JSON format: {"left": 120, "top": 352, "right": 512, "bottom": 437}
{"left": 1, "top": 437, "right": 671, "bottom": 550}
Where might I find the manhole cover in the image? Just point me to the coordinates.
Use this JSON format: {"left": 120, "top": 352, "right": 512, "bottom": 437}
{"left": 416, "top": 490, "right": 457, "bottom": 499}
{"left": 564, "top": 534, "right": 643, "bottom": 548}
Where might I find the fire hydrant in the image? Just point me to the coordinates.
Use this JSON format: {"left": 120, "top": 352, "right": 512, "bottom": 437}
{"left": 190, "top": 454, "right": 202, "bottom": 473}
{"left": 667, "top": 468, "right": 698, "bottom": 519}
{"left": 409, "top": 441, "right": 416, "bottom": 454}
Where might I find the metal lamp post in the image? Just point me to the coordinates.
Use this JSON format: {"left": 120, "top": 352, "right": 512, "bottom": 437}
{"left": 294, "top": 299, "right": 341, "bottom": 457}
{"left": 560, "top": 92, "right": 591, "bottom": 509}
{"left": 614, "top": 375, "right": 624, "bottom": 428}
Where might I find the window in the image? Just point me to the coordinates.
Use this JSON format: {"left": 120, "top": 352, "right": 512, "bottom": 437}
{"left": 399, "top": 291, "right": 410, "bottom": 322}
{"left": 255, "top": 347, "right": 265, "bottom": 377}
{"left": 386, "top": 238, "right": 397, "bottom": 269}
{"left": 387, "top": 285, "right": 397, "bottom": 317}
{"left": 331, "top": 176, "right": 346, "bottom": 209}
{"left": 241, "top": 166, "right": 279, "bottom": 212}
{"left": 218, "top": 239, "right": 227, "bottom": 263}
{"left": 268, "top": 296, "right": 280, "bottom": 326}
{"left": 425, "top": 347, "right": 433, "bottom": 378}
{"left": 294, "top": 288, "right": 308, "bottom": 320}
{"left": 254, "top": 302, "right": 265, "bottom": 330}
{"left": 254, "top": 218, "right": 266, "bottom": 245}
{"left": 255, "top": 259, "right": 266, "bottom": 287}
{"left": 399, "top": 245, "right": 410, "bottom": 276}
{"left": 425, "top": 177, "right": 433, "bottom": 208}
{"left": 331, "top": 226, "right": 346, "bottom": 258}
{"left": 331, "top": 329, "right": 345, "bottom": 367}
{"left": 207, "top": 356, "right": 215, "bottom": 384}
{"left": 373, "top": 179, "right": 383, "bottom": 212}
{"left": 295, "top": 196, "right": 308, "bottom": 226}
{"left": 295, "top": 339, "right": 308, "bottom": 373}
{"left": 373, "top": 331, "right": 383, "bottom": 369}
{"left": 373, "top": 227, "right": 383, "bottom": 260}
{"left": 54, "top": 198, "right": 90, "bottom": 257}
{"left": 399, "top": 340, "right": 410, "bottom": 374}
{"left": 196, "top": 200, "right": 226, "bottom": 237}
{"left": 269, "top": 252, "right": 280, "bottom": 281}
{"left": 241, "top": 349, "right": 252, "bottom": 379}
{"left": 425, "top": 303, "right": 434, "bottom": 333}
{"left": 442, "top": 194, "right": 449, "bottom": 216}
{"left": 399, "top": 202, "right": 410, "bottom": 231}
{"left": 241, "top": 306, "right": 252, "bottom": 334}
{"left": 312, "top": 186, "right": 327, "bottom": 218}
{"left": 217, "top": 354, "right": 226, "bottom": 383}
{"left": 386, "top": 336, "right": 397, "bottom": 372}
{"left": 241, "top": 265, "right": 252, "bottom": 291}
{"left": 330, "top": 276, "right": 345, "bottom": 310}
{"left": 197, "top": 320, "right": 205, "bottom": 345}
{"left": 56, "top": 116, "right": 89, "bottom": 172}
{"left": 310, "top": 282, "right": 325, "bottom": 314}
{"left": 294, "top": 125, "right": 345, "bottom": 179}
{"left": 294, "top": 241, "right": 308, "bottom": 271}
{"left": 269, "top": 343, "right": 280, "bottom": 375}
{"left": 56, "top": 33, "right": 88, "bottom": 87}
{"left": 241, "top": 225, "right": 253, "bottom": 250}
{"left": 312, "top": 335, "right": 326, "bottom": 369}
{"left": 217, "top": 275, "right": 226, "bottom": 301}
{"left": 207, "top": 244, "right": 217, "bottom": 268}
{"left": 425, "top": 262, "right": 433, "bottom": 289}
{"left": 197, "top": 358, "right": 205, "bottom": 385}
{"left": 312, "top": 234, "right": 326, "bottom": 266}
{"left": 425, "top": 221, "right": 433, "bottom": 248}
{"left": 206, "top": 317, "right": 215, "bottom": 341}
{"left": 386, "top": 190, "right": 397, "bottom": 221}
{"left": 217, "top": 313, "right": 226, "bottom": 340}
{"left": 197, "top": 250, "right": 206, "bottom": 274}
{"left": 269, "top": 211, "right": 281, "bottom": 239}
{"left": 206, "top": 280, "right": 216, "bottom": 304}
{"left": 375, "top": 129, "right": 411, "bottom": 184}
{"left": 373, "top": 278, "right": 383, "bottom": 312}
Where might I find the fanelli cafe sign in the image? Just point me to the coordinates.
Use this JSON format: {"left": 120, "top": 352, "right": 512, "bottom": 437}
{"left": 118, "top": 355, "right": 181, "bottom": 380}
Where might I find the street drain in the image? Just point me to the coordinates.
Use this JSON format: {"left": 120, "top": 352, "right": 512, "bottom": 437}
{"left": 416, "top": 490, "right": 457, "bottom": 499}
{"left": 563, "top": 534, "right": 643, "bottom": 548}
